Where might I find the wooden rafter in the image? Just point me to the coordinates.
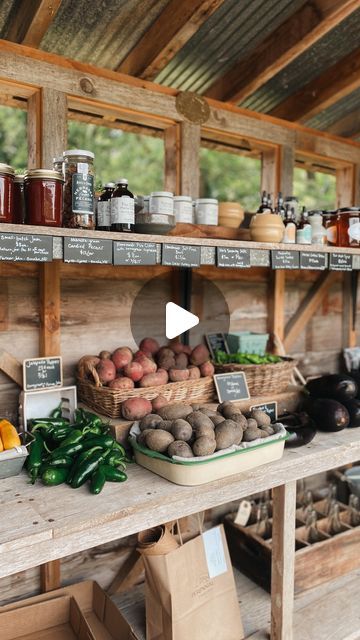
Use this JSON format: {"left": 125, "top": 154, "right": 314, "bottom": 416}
{"left": 205, "top": 0, "right": 359, "bottom": 103}
{"left": 4, "top": 0, "right": 61, "bottom": 48}
{"left": 270, "top": 47, "right": 360, "bottom": 122}
{"left": 117, "top": 0, "right": 225, "bottom": 80}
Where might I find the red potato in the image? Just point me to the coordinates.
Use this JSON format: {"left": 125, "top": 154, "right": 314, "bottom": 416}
{"left": 169, "top": 341, "right": 186, "bottom": 354}
{"left": 99, "top": 350, "right": 111, "bottom": 359}
{"left": 140, "top": 337, "right": 160, "bottom": 356}
{"left": 174, "top": 353, "right": 189, "bottom": 369}
{"left": 109, "top": 377, "right": 134, "bottom": 390}
{"left": 157, "top": 356, "right": 176, "bottom": 371}
{"left": 169, "top": 368, "right": 190, "bottom": 382}
{"left": 135, "top": 355, "right": 157, "bottom": 375}
{"left": 139, "top": 370, "right": 168, "bottom": 388}
{"left": 182, "top": 345, "right": 192, "bottom": 355}
{"left": 134, "top": 348, "right": 152, "bottom": 359}
{"left": 190, "top": 344, "right": 210, "bottom": 366}
{"left": 96, "top": 359, "right": 116, "bottom": 384}
{"left": 112, "top": 347, "right": 133, "bottom": 370}
{"left": 152, "top": 395, "right": 169, "bottom": 411}
{"left": 121, "top": 397, "right": 152, "bottom": 421}
{"left": 156, "top": 347, "right": 175, "bottom": 361}
{"left": 124, "top": 361, "right": 144, "bottom": 382}
{"left": 200, "top": 361, "right": 215, "bottom": 377}
{"left": 188, "top": 365, "right": 201, "bottom": 380}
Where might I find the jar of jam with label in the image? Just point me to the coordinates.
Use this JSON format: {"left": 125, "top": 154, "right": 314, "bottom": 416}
{"left": 0, "top": 163, "right": 15, "bottom": 224}
{"left": 13, "top": 175, "right": 25, "bottom": 224}
{"left": 337, "top": 207, "right": 360, "bottom": 247}
{"left": 322, "top": 210, "right": 337, "bottom": 246}
{"left": 24, "top": 169, "right": 64, "bottom": 227}
{"left": 63, "top": 150, "right": 95, "bottom": 229}
{"left": 97, "top": 182, "right": 115, "bottom": 231}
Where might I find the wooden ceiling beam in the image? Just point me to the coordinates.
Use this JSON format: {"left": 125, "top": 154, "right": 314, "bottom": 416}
{"left": 5, "top": 0, "right": 61, "bottom": 48}
{"left": 205, "top": 0, "right": 359, "bottom": 103}
{"left": 117, "top": 0, "right": 225, "bottom": 80}
{"left": 270, "top": 47, "right": 360, "bottom": 122}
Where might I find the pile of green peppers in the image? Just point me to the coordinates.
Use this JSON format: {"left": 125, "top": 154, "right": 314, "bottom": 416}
{"left": 26, "top": 406, "right": 130, "bottom": 495}
{"left": 214, "top": 350, "right": 282, "bottom": 365}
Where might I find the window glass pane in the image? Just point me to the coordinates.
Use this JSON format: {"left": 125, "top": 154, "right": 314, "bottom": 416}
{"left": 68, "top": 121, "right": 164, "bottom": 193}
{"left": 0, "top": 106, "right": 27, "bottom": 171}
{"left": 294, "top": 167, "right": 336, "bottom": 210}
{"left": 200, "top": 147, "right": 261, "bottom": 211}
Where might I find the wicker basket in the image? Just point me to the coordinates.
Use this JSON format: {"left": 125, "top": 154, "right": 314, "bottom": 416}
{"left": 214, "top": 357, "right": 297, "bottom": 396}
{"left": 77, "top": 376, "right": 216, "bottom": 419}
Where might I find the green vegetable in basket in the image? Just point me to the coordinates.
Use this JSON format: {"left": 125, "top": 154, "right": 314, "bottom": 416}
{"left": 214, "top": 350, "right": 282, "bottom": 365}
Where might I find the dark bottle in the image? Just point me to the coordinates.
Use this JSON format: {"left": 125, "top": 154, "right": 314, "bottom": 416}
{"left": 111, "top": 178, "right": 135, "bottom": 232}
{"left": 96, "top": 182, "right": 115, "bottom": 231}
{"left": 257, "top": 190, "right": 269, "bottom": 213}
{"left": 267, "top": 193, "right": 274, "bottom": 213}
{"left": 276, "top": 192, "right": 286, "bottom": 219}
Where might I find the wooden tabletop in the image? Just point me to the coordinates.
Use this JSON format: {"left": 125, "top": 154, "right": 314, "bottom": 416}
{"left": 1, "top": 428, "right": 359, "bottom": 579}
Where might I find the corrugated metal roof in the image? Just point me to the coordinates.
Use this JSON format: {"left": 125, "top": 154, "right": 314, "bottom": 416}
{"left": 156, "top": 0, "right": 306, "bottom": 93}
{"left": 0, "top": 0, "right": 17, "bottom": 37}
{"left": 305, "top": 86, "right": 360, "bottom": 131}
{"left": 240, "top": 8, "right": 360, "bottom": 113}
{"left": 40, "top": 0, "right": 169, "bottom": 70}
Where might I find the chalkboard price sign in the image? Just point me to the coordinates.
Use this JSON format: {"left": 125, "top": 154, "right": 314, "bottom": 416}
{"left": 23, "top": 357, "right": 63, "bottom": 391}
{"left": 217, "top": 247, "right": 250, "bottom": 269}
{"left": 0, "top": 233, "right": 53, "bottom": 262}
{"left": 300, "top": 252, "right": 327, "bottom": 270}
{"left": 113, "top": 241, "right": 157, "bottom": 265}
{"left": 329, "top": 253, "right": 353, "bottom": 271}
{"left": 64, "top": 237, "right": 113, "bottom": 264}
{"left": 271, "top": 250, "right": 300, "bottom": 269}
{"left": 214, "top": 372, "right": 250, "bottom": 403}
{"left": 205, "top": 333, "right": 229, "bottom": 358}
{"left": 250, "top": 401, "right": 278, "bottom": 422}
{"left": 162, "top": 244, "right": 201, "bottom": 268}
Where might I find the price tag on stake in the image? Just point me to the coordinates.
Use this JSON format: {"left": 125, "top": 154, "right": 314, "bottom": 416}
{"left": 234, "top": 500, "right": 252, "bottom": 526}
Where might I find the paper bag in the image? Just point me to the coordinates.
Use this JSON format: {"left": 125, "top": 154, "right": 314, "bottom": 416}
{"left": 139, "top": 524, "right": 244, "bottom": 640}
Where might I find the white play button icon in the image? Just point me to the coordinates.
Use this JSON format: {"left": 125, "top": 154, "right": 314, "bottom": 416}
{"left": 165, "top": 302, "right": 199, "bottom": 340}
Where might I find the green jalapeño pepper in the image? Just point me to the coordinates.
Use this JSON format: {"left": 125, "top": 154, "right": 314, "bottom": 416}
{"left": 90, "top": 467, "right": 106, "bottom": 495}
{"left": 50, "top": 404, "right": 63, "bottom": 419}
{"left": 42, "top": 467, "right": 69, "bottom": 486}
{"left": 102, "top": 465, "right": 127, "bottom": 482}
{"left": 47, "top": 454, "right": 73, "bottom": 468}
{"left": 58, "top": 429, "right": 84, "bottom": 448}
{"left": 66, "top": 446, "right": 103, "bottom": 485}
{"left": 51, "top": 426, "right": 73, "bottom": 442}
{"left": 26, "top": 433, "right": 44, "bottom": 484}
{"left": 105, "top": 449, "right": 126, "bottom": 467}
{"left": 70, "top": 450, "right": 106, "bottom": 489}
{"left": 82, "top": 434, "right": 114, "bottom": 450}
{"left": 49, "top": 441, "right": 84, "bottom": 458}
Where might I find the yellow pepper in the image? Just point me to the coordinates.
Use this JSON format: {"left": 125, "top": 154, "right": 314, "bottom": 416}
{"left": 0, "top": 436, "right": 3, "bottom": 452}
{"left": 0, "top": 420, "right": 21, "bottom": 450}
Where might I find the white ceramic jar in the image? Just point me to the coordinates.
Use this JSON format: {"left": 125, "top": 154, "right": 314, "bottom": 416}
{"left": 149, "top": 191, "right": 174, "bottom": 214}
{"left": 194, "top": 198, "right": 218, "bottom": 225}
{"left": 310, "top": 213, "right": 326, "bottom": 245}
{"left": 173, "top": 195, "right": 193, "bottom": 223}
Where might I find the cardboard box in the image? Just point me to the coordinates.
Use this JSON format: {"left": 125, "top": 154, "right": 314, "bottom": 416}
{"left": 1, "top": 581, "right": 138, "bottom": 640}
{"left": 0, "top": 595, "right": 95, "bottom": 640}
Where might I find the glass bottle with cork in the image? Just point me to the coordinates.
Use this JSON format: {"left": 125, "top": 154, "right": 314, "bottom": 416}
{"left": 283, "top": 205, "right": 296, "bottom": 243}
{"left": 111, "top": 178, "right": 135, "bottom": 232}
{"left": 97, "top": 182, "right": 115, "bottom": 231}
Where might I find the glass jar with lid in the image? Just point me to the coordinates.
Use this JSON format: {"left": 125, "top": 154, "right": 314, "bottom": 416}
{"left": 24, "top": 169, "right": 64, "bottom": 227}
{"left": 0, "top": 163, "right": 15, "bottom": 224}
{"left": 13, "top": 175, "right": 26, "bottom": 224}
{"left": 63, "top": 149, "right": 95, "bottom": 229}
{"left": 337, "top": 207, "right": 360, "bottom": 247}
{"left": 53, "top": 156, "right": 64, "bottom": 176}
{"left": 322, "top": 210, "right": 337, "bottom": 246}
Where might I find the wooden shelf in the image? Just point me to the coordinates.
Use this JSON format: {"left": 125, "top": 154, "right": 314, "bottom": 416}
{"left": 1, "top": 428, "right": 360, "bottom": 580}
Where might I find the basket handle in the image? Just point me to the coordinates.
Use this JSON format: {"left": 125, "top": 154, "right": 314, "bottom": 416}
{"left": 77, "top": 355, "right": 102, "bottom": 387}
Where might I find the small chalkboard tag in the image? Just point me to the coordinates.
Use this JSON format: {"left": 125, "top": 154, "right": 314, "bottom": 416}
{"left": 162, "top": 243, "right": 201, "bottom": 268}
{"left": 213, "top": 372, "right": 250, "bottom": 403}
{"left": 113, "top": 241, "right": 157, "bottom": 265}
{"left": 217, "top": 247, "right": 250, "bottom": 268}
{"left": 272, "top": 250, "right": 299, "bottom": 269}
{"left": 205, "top": 333, "right": 229, "bottom": 359}
{"left": 0, "top": 233, "right": 53, "bottom": 262}
{"left": 300, "top": 252, "right": 327, "bottom": 270}
{"left": 250, "top": 401, "right": 278, "bottom": 422}
{"left": 23, "top": 357, "right": 63, "bottom": 391}
{"left": 64, "top": 237, "right": 113, "bottom": 264}
{"left": 329, "top": 253, "right": 353, "bottom": 271}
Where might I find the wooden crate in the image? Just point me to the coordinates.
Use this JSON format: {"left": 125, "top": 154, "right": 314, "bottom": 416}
{"left": 224, "top": 498, "right": 360, "bottom": 594}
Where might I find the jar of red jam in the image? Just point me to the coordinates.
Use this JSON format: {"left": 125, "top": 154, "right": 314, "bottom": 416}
{"left": 0, "top": 163, "right": 15, "bottom": 224}
{"left": 13, "top": 175, "right": 25, "bottom": 224}
{"left": 337, "top": 207, "right": 360, "bottom": 247}
{"left": 24, "top": 169, "right": 64, "bottom": 227}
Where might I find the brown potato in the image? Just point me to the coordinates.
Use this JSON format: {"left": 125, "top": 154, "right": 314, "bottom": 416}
{"left": 261, "top": 425, "right": 275, "bottom": 436}
{"left": 152, "top": 395, "right": 168, "bottom": 412}
{"left": 200, "top": 361, "right": 215, "bottom": 377}
{"left": 174, "top": 353, "right": 188, "bottom": 369}
{"left": 96, "top": 359, "right": 116, "bottom": 384}
{"left": 191, "top": 403, "right": 201, "bottom": 411}
{"left": 250, "top": 409, "right": 271, "bottom": 427}
{"left": 210, "top": 414, "right": 226, "bottom": 426}
{"left": 187, "top": 411, "right": 214, "bottom": 430}
{"left": 170, "top": 419, "right": 192, "bottom": 442}
{"left": 194, "top": 424, "right": 215, "bottom": 439}
{"left": 168, "top": 441, "right": 194, "bottom": 458}
{"left": 137, "top": 428, "right": 154, "bottom": 447}
{"left": 247, "top": 418, "right": 258, "bottom": 430}
{"left": 139, "top": 414, "right": 164, "bottom": 431}
{"left": 161, "top": 420, "right": 173, "bottom": 432}
{"left": 145, "top": 429, "right": 174, "bottom": 453}
{"left": 192, "top": 436, "right": 216, "bottom": 457}
{"left": 156, "top": 347, "right": 175, "bottom": 361}
{"left": 158, "top": 404, "right": 193, "bottom": 421}
{"left": 121, "top": 397, "right": 152, "bottom": 421}
{"left": 188, "top": 366, "right": 201, "bottom": 380}
{"left": 139, "top": 337, "right": 160, "bottom": 356}
{"left": 243, "top": 428, "right": 263, "bottom": 442}
{"left": 217, "top": 401, "right": 234, "bottom": 416}
{"left": 169, "top": 368, "right": 190, "bottom": 382}
{"left": 158, "top": 356, "right": 176, "bottom": 371}
{"left": 108, "top": 376, "right": 134, "bottom": 390}
{"left": 215, "top": 420, "right": 238, "bottom": 450}
{"left": 139, "top": 370, "right": 168, "bottom": 388}
{"left": 222, "top": 405, "right": 242, "bottom": 420}
{"left": 198, "top": 407, "right": 218, "bottom": 418}
{"left": 231, "top": 413, "right": 248, "bottom": 429}
{"left": 111, "top": 347, "right": 133, "bottom": 370}
{"left": 233, "top": 425, "right": 243, "bottom": 445}
{"left": 190, "top": 344, "right": 210, "bottom": 366}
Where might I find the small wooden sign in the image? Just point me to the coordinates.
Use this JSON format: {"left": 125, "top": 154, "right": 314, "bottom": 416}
{"left": 162, "top": 243, "right": 201, "bottom": 268}
{"left": 214, "top": 372, "right": 250, "bottom": 403}
{"left": 217, "top": 247, "right": 251, "bottom": 269}
{"left": 250, "top": 401, "right": 278, "bottom": 422}
{"left": 205, "top": 333, "right": 229, "bottom": 358}
{"left": 271, "top": 250, "right": 300, "bottom": 269}
{"left": 64, "top": 237, "right": 113, "bottom": 264}
{"left": 300, "top": 252, "right": 327, "bottom": 270}
{"left": 23, "top": 357, "right": 63, "bottom": 391}
{"left": 0, "top": 233, "right": 53, "bottom": 262}
{"left": 329, "top": 253, "right": 353, "bottom": 271}
{"left": 113, "top": 241, "right": 157, "bottom": 265}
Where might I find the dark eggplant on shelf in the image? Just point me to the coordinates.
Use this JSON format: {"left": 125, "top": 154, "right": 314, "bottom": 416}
{"left": 280, "top": 412, "right": 317, "bottom": 448}
{"left": 306, "top": 374, "right": 357, "bottom": 403}
{"left": 306, "top": 398, "right": 350, "bottom": 432}
{"left": 343, "top": 398, "right": 360, "bottom": 428}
